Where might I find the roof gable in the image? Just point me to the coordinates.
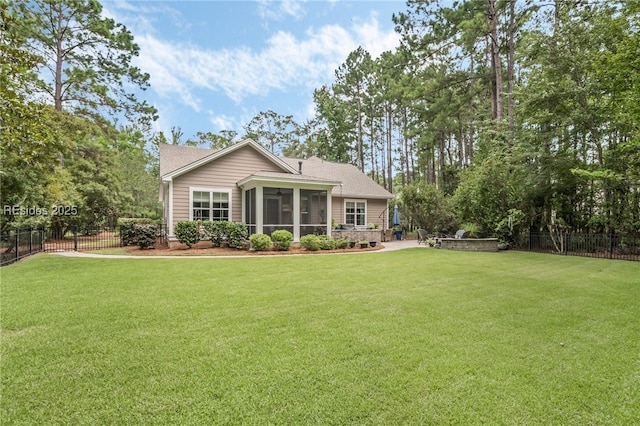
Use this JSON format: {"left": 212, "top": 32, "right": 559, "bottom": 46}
{"left": 160, "top": 139, "right": 297, "bottom": 181}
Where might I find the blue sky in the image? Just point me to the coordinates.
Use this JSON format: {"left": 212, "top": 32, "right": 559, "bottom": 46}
{"left": 104, "top": 1, "right": 405, "bottom": 140}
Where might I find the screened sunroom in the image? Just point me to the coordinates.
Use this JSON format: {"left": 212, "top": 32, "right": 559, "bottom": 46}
{"left": 238, "top": 173, "right": 339, "bottom": 242}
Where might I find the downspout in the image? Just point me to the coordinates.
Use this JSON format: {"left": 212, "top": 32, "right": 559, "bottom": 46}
{"left": 168, "top": 180, "right": 174, "bottom": 237}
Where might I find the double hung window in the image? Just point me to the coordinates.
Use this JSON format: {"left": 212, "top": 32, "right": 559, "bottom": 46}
{"left": 191, "top": 189, "right": 230, "bottom": 221}
{"left": 345, "top": 200, "right": 366, "bottom": 227}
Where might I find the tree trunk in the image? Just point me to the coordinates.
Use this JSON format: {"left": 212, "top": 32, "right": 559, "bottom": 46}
{"left": 369, "top": 117, "right": 379, "bottom": 184}
{"left": 488, "top": 0, "right": 503, "bottom": 121}
{"left": 357, "top": 97, "right": 365, "bottom": 171}
{"left": 53, "top": 2, "right": 64, "bottom": 112}
{"left": 507, "top": 0, "right": 516, "bottom": 140}
{"left": 438, "top": 131, "right": 445, "bottom": 190}
{"left": 457, "top": 120, "right": 464, "bottom": 168}
{"left": 386, "top": 105, "right": 393, "bottom": 193}
{"left": 467, "top": 53, "right": 475, "bottom": 165}
{"left": 403, "top": 108, "right": 410, "bottom": 185}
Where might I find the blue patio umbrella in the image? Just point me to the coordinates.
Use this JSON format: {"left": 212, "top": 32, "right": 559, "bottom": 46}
{"left": 392, "top": 204, "right": 401, "bottom": 226}
{"left": 392, "top": 204, "right": 402, "bottom": 240}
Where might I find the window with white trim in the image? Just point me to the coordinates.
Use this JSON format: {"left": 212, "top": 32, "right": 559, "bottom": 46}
{"left": 191, "top": 189, "right": 230, "bottom": 221}
{"left": 345, "top": 200, "right": 366, "bottom": 227}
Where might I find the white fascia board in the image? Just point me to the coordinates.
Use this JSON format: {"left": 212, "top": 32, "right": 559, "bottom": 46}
{"left": 333, "top": 191, "right": 395, "bottom": 200}
{"left": 237, "top": 174, "right": 341, "bottom": 188}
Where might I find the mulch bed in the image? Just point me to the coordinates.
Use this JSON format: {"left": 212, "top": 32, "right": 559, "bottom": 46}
{"left": 123, "top": 243, "right": 384, "bottom": 256}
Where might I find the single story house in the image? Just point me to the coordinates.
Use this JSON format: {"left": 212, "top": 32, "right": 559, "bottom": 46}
{"left": 159, "top": 138, "right": 394, "bottom": 243}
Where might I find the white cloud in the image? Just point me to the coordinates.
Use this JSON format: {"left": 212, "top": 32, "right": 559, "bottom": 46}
{"left": 133, "top": 11, "right": 399, "bottom": 111}
{"left": 304, "top": 100, "right": 317, "bottom": 122}
{"left": 103, "top": 1, "right": 188, "bottom": 35}
{"left": 106, "top": 2, "right": 400, "bottom": 135}
{"left": 208, "top": 112, "right": 236, "bottom": 132}
{"left": 135, "top": 35, "right": 203, "bottom": 111}
{"left": 280, "top": 0, "right": 306, "bottom": 19}
{"left": 257, "top": 0, "right": 307, "bottom": 21}
{"left": 351, "top": 12, "right": 399, "bottom": 57}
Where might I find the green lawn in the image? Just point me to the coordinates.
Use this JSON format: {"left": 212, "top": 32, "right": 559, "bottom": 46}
{"left": 1, "top": 250, "right": 639, "bottom": 425}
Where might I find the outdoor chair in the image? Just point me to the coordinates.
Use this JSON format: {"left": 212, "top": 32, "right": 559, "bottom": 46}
{"left": 417, "top": 229, "right": 429, "bottom": 245}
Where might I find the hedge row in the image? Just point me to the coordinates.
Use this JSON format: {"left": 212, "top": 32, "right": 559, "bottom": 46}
{"left": 299, "top": 234, "right": 350, "bottom": 251}
{"left": 174, "top": 220, "right": 250, "bottom": 249}
{"left": 173, "top": 223, "right": 355, "bottom": 253}
{"left": 248, "top": 230, "right": 295, "bottom": 251}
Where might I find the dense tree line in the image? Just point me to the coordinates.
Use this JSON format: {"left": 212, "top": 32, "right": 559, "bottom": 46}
{"left": 2, "top": 0, "right": 638, "bottom": 240}
{"left": 1, "top": 0, "right": 159, "bottom": 236}
{"left": 209, "top": 1, "right": 639, "bottom": 238}
{"left": 303, "top": 0, "right": 639, "bottom": 238}
{"left": 233, "top": 0, "right": 639, "bottom": 238}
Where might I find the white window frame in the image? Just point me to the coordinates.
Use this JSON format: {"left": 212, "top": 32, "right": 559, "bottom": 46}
{"left": 189, "top": 187, "right": 232, "bottom": 221}
{"left": 344, "top": 199, "right": 367, "bottom": 228}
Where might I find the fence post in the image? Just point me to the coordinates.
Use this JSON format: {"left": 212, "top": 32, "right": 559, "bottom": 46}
{"left": 73, "top": 226, "right": 78, "bottom": 251}
{"left": 609, "top": 231, "right": 614, "bottom": 259}
{"left": 563, "top": 233, "right": 568, "bottom": 255}
{"left": 14, "top": 231, "right": 19, "bottom": 263}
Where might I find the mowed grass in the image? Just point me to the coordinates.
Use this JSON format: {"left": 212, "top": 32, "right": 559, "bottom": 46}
{"left": 1, "top": 250, "right": 639, "bottom": 425}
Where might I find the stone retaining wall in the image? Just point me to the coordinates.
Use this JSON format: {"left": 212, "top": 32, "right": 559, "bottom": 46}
{"left": 440, "top": 238, "right": 498, "bottom": 252}
{"left": 332, "top": 229, "right": 382, "bottom": 243}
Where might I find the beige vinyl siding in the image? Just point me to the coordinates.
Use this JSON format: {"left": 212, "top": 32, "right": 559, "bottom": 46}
{"left": 331, "top": 197, "right": 388, "bottom": 229}
{"left": 172, "top": 145, "right": 283, "bottom": 228}
{"left": 366, "top": 199, "right": 388, "bottom": 229}
{"left": 330, "top": 197, "right": 342, "bottom": 227}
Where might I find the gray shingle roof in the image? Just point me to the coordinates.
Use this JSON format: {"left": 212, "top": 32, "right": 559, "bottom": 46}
{"left": 159, "top": 142, "right": 393, "bottom": 199}
{"left": 280, "top": 156, "right": 394, "bottom": 199}
{"left": 159, "top": 144, "right": 216, "bottom": 178}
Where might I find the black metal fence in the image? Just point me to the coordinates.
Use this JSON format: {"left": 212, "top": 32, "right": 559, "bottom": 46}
{"left": 5, "top": 226, "right": 636, "bottom": 263}
{"left": 515, "top": 231, "right": 640, "bottom": 261}
{"left": 1, "top": 224, "right": 168, "bottom": 266}
{"left": 43, "top": 226, "right": 123, "bottom": 253}
{"left": 0, "top": 228, "right": 46, "bottom": 266}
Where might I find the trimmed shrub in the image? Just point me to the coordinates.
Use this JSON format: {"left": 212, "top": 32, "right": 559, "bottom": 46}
{"left": 227, "top": 222, "right": 249, "bottom": 249}
{"left": 250, "top": 233, "right": 271, "bottom": 251}
{"left": 118, "top": 218, "right": 154, "bottom": 246}
{"left": 300, "top": 234, "right": 321, "bottom": 251}
{"left": 133, "top": 223, "right": 157, "bottom": 249}
{"left": 335, "top": 238, "right": 350, "bottom": 249}
{"left": 317, "top": 235, "right": 336, "bottom": 250}
{"left": 200, "top": 220, "right": 214, "bottom": 243}
{"left": 201, "top": 221, "right": 228, "bottom": 247}
{"left": 200, "top": 221, "right": 249, "bottom": 249}
{"left": 174, "top": 221, "right": 199, "bottom": 248}
{"left": 119, "top": 223, "right": 137, "bottom": 246}
{"left": 271, "top": 230, "right": 293, "bottom": 251}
